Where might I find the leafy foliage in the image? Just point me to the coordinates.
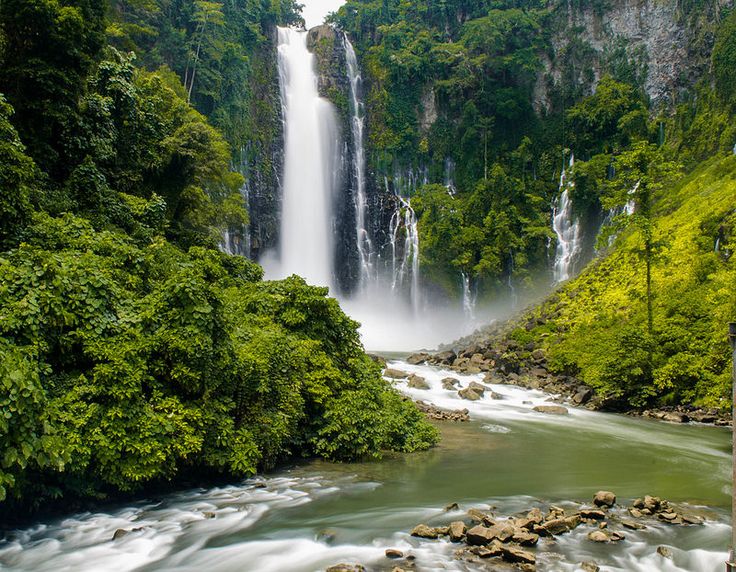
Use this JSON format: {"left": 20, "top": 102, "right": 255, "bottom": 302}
{"left": 0, "top": 214, "right": 437, "bottom": 506}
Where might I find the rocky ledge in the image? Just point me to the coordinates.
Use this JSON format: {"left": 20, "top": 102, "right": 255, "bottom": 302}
{"left": 324, "top": 490, "right": 709, "bottom": 572}
{"left": 403, "top": 346, "right": 730, "bottom": 426}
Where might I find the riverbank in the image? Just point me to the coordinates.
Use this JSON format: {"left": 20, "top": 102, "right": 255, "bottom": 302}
{"left": 404, "top": 327, "right": 731, "bottom": 426}
{"left": 0, "top": 361, "right": 729, "bottom": 571}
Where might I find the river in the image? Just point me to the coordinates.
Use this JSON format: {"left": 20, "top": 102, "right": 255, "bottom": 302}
{"left": 0, "top": 360, "right": 729, "bottom": 572}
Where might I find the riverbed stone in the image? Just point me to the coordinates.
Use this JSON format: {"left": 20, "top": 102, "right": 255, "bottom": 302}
{"left": 587, "top": 530, "right": 609, "bottom": 543}
{"left": 385, "top": 548, "right": 404, "bottom": 559}
{"left": 578, "top": 509, "right": 606, "bottom": 520}
{"left": 593, "top": 491, "right": 616, "bottom": 508}
{"left": 538, "top": 515, "right": 581, "bottom": 535}
{"left": 657, "top": 546, "right": 673, "bottom": 558}
{"left": 407, "top": 374, "right": 430, "bottom": 390}
{"left": 465, "top": 525, "right": 495, "bottom": 545}
{"left": 434, "top": 350, "right": 457, "bottom": 364}
{"left": 410, "top": 524, "right": 439, "bottom": 539}
{"left": 467, "top": 508, "right": 495, "bottom": 525}
{"left": 326, "top": 565, "right": 365, "bottom": 572}
{"left": 384, "top": 368, "right": 409, "bottom": 379}
{"left": 500, "top": 545, "right": 536, "bottom": 565}
{"left": 442, "top": 377, "right": 460, "bottom": 390}
{"left": 512, "top": 530, "right": 539, "bottom": 546}
{"left": 621, "top": 519, "right": 646, "bottom": 530}
{"left": 580, "top": 561, "right": 600, "bottom": 572}
{"left": 112, "top": 529, "right": 129, "bottom": 541}
{"left": 458, "top": 387, "right": 482, "bottom": 401}
{"left": 406, "top": 353, "right": 430, "bottom": 365}
{"left": 532, "top": 405, "right": 569, "bottom": 415}
{"left": 448, "top": 521, "right": 466, "bottom": 542}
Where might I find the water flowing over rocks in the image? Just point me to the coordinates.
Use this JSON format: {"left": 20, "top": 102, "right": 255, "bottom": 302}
{"left": 426, "top": 325, "right": 731, "bottom": 425}
{"left": 389, "top": 490, "right": 710, "bottom": 571}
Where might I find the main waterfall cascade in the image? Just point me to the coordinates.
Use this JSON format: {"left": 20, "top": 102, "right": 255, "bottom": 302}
{"left": 551, "top": 154, "right": 582, "bottom": 283}
{"left": 265, "top": 25, "right": 483, "bottom": 350}
{"left": 270, "top": 27, "right": 340, "bottom": 288}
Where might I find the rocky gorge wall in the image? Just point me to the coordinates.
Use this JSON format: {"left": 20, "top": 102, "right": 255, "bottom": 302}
{"left": 535, "top": 0, "right": 735, "bottom": 112}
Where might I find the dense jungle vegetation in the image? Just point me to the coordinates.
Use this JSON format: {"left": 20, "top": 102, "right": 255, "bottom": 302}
{"left": 0, "top": 0, "right": 437, "bottom": 513}
{"left": 331, "top": 0, "right": 736, "bottom": 408}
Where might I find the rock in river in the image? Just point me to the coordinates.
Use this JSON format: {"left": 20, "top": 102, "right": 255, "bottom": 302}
{"left": 407, "top": 374, "right": 430, "bottom": 390}
{"left": 593, "top": 491, "right": 616, "bottom": 508}
{"left": 410, "top": 524, "right": 439, "bottom": 539}
{"left": 384, "top": 368, "right": 409, "bottom": 379}
{"left": 532, "top": 405, "right": 569, "bottom": 415}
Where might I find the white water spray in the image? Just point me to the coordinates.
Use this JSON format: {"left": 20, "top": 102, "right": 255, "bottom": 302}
{"left": 552, "top": 154, "right": 582, "bottom": 283}
{"left": 272, "top": 27, "right": 340, "bottom": 288}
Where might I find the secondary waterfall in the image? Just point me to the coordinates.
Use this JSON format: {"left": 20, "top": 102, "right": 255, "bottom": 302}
{"left": 275, "top": 27, "right": 339, "bottom": 288}
{"left": 388, "top": 193, "right": 421, "bottom": 314}
{"left": 461, "top": 272, "right": 476, "bottom": 321}
{"left": 552, "top": 154, "right": 582, "bottom": 283}
{"left": 345, "top": 38, "right": 373, "bottom": 288}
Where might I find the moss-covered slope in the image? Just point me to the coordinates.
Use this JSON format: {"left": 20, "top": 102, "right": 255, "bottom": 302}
{"left": 512, "top": 156, "right": 736, "bottom": 409}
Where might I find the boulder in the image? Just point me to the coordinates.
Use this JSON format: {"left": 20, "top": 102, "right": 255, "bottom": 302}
{"left": 533, "top": 405, "right": 569, "bottom": 415}
{"left": 326, "top": 565, "right": 365, "bottom": 572}
{"left": 448, "top": 521, "right": 466, "bottom": 542}
{"left": 407, "top": 374, "right": 430, "bottom": 390}
{"left": 465, "top": 525, "right": 496, "bottom": 546}
{"left": 572, "top": 388, "right": 593, "bottom": 405}
{"left": 444, "top": 502, "right": 459, "bottom": 511}
{"left": 593, "top": 491, "right": 616, "bottom": 508}
{"left": 531, "top": 349, "right": 545, "bottom": 361}
{"left": 581, "top": 561, "right": 600, "bottom": 572}
{"left": 406, "top": 353, "right": 430, "bottom": 365}
{"left": 579, "top": 509, "right": 606, "bottom": 520}
{"left": 662, "top": 412, "right": 689, "bottom": 423}
{"left": 367, "top": 354, "right": 387, "bottom": 367}
{"left": 470, "top": 353, "right": 485, "bottom": 364}
{"left": 642, "top": 495, "right": 661, "bottom": 511}
{"left": 468, "top": 381, "right": 488, "bottom": 393}
{"left": 587, "top": 530, "right": 609, "bottom": 543}
{"left": 434, "top": 350, "right": 457, "bottom": 364}
{"left": 458, "top": 387, "right": 482, "bottom": 401}
{"left": 112, "top": 529, "right": 129, "bottom": 541}
{"left": 538, "top": 515, "right": 581, "bottom": 535}
{"left": 657, "top": 546, "right": 673, "bottom": 559}
{"left": 467, "top": 508, "right": 495, "bottom": 526}
{"left": 512, "top": 530, "right": 539, "bottom": 546}
{"left": 500, "top": 545, "right": 536, "bottom": 565}
{"left": 384, "top": 368, "right": 409, "bottom": 379}
{"left": 442, "top": 377, "right": 460, "bottom": 390}
{"left": 465, "top": 523, "right": 514, "bottom": 545}
{"left": 410, "top": 524, "right": 438, "bottom": 539}
{"left": 621, "top": 519, "right": 646, "bottom": 530}
{"left": 385, "top": 548, "right": 404, "bottom": 559}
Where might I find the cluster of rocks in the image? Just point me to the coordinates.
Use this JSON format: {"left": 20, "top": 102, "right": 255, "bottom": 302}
{"left": 405, "top": 340, "right": 731, "bottom": 426}
{"left": 407, "top": 344, "right": 599, "bottom": 412}
{"left": 323, "top": 491, "right": 706, "bottom": 572}
{"left": 637, "top": 405, "right": 730, "bottom": 426}
{"left": 413, "top": 400, "right": 469, "bottom": 422}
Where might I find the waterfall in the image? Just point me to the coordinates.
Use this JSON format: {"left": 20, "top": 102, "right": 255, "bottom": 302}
{"left": 387, "top": 185, "right": 421, "bottom": 314}
{"left": 552, "top": 154, "right": 582, "bottom": 283}
{"left": 444, "top": 158, "right": 457, "bottom": 196}
{"left": 275, "top": 27, "right": 340, "bottom": 288}
{"left": 344, "top": 37, "right": 373, "bottom": 288}
{"left": 461, "top": 272, "right": 476, "bottom": 321}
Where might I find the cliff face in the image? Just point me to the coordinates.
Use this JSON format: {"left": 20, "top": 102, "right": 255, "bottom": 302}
{"left": 535, "top": 0, "right": 734, "bottom": 112}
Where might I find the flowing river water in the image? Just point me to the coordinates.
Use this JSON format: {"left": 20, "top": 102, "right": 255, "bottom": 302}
{"left": 0, "top": 360, "right": 730, "bottom": 572}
